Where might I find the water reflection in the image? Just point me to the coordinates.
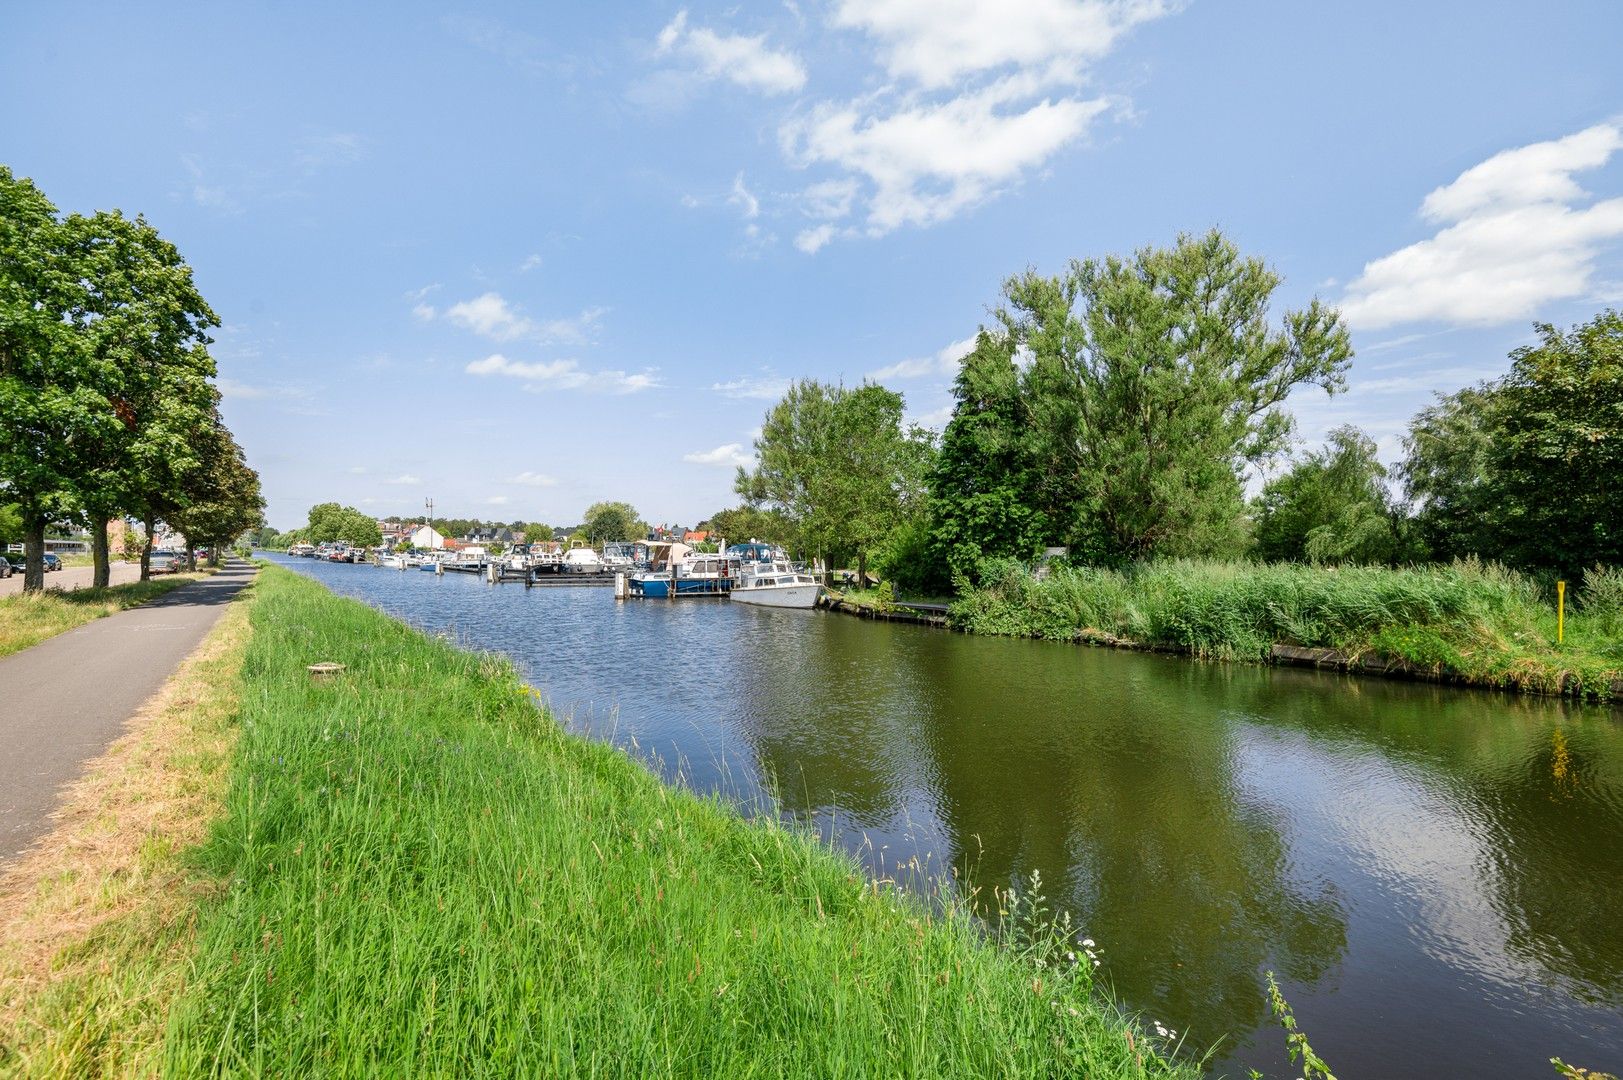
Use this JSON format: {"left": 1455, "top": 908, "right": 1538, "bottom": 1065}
{"left": 266, "top": 556, "right": 1623, "bottom": 1078}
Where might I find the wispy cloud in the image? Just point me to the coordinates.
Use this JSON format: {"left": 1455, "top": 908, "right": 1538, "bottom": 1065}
{"left": 655, "top": 10, "right": 807, "bottom": 95}
{"left": 465, "top": 353, "right": 658, "bottom": 394}
{"left": 729, "top": 172, "right": 761, "bottom": 218}
{"left": 683, "top": 442, "right": 756, "bottom": 468}
{"left": 382, "top": 474, "right": 422, "bottom": 486}
{"left": 711, "top": 374, "right": 790, "bottom": 399}
{"left": 435, "top": 291, "right": 608, "bottom": 345}
{"left": 1341, "top": 121, "right": 1623, "bottom": 329}
{"left": 508, "top": 470, "right": 559, "bottom": 487}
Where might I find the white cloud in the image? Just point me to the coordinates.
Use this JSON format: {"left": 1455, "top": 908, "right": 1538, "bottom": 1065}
{"left": 439, "top": 292, "right": 607, "bottom": 345}
{"left": 508, "top": 471, "right": 559, "bottom": 487}
{"left": 519, "top": 253, "right": 543, "bottom": 272}
{"left": 383, "top": 474, "right": 422, "bottom": 486}
{"left": 867, "top": 334, "right": 977, "bottom": 380}
{"left": 485, "top": 495, "right": 512, "bottom": 506}
{"left": 795, "top": 224, "right": 838, "bottom": 253}
{"left": 729, "top": 172, "right": 760, "bottom": 218}
{"left": 801, "top": 178, "right": 858, "bottom": 219}
{"left": 412, "top": 303, "right": 437, "bottom": 321}
{"left": 655, "top": 10, "right": 807, "bottom": 95}
{"left": 832, "top": 0, "right": 1172, "bottom": 89}
{"left": 711, "top": 375, "right": 790, "bottom": 399}
{"left": 349, "top": 465, "right": 368, "bottom": 474}
{"left": 684, "top": 442, "right": 756, "bottom": 468}
{"left": 1341, "top": 122, "right": 1623, "bottom": 329}
{"left": 465, "top": 353, "right": 658, "bottom": 394}
{"left": 215, "top": 378, "right": 311, "bottom": 401}
{"left": 784, "top": 83, "right": 1111, "bottom": 236}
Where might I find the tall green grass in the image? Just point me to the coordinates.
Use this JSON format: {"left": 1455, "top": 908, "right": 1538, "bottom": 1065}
{"left": 952, "top": 558, "right": 1623, "bottom": 699}
{"left": 163, "top": 567, "right": 1190, "bottom": 1077}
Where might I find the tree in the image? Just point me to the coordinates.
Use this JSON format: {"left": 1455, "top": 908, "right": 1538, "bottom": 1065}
{"left": 1252, "top": 426, "right": 1404, "bottom": 564}
{"left": 0, "top": 166, "right": 107, "bottom": 592}
{"left": 61, "top": 208, "right": 219, "bottom": 586}
{"left": 1489, "top": 311, "right": 1623, "bottom": 579}
{"left": 737, "top": 380, "right": 934, "bottom": 582}
{"left": 927, "top": 331, "right": 1053, "bottom": 584}
{"left": 306, "top": 502, "right": 346, "bottom": 544}
{"left": 167, "top": 416, "right": 264, "bottom": 567}
{"left": 521, "top": 522, "right": 553, "bottom": 544}
{"left": 336, "top": 508, "right": 382, "bottom": 548}
{"left": 701, "top": 505, "right": 797, "bottom": 547}
{"left": 1399, "top": 384, "right": 1499, "bottom": 562}
{"left": 986, "top": 230, "right": 1352, "bottom": 564}
{"left": 582, "top": 501, "right": 642, "bottom": 544}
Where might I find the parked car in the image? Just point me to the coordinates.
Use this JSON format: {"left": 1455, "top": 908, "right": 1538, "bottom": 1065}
{"left": 0, "top": 558, "right": 12, "bottom": 579}
{"left": 148, "top": 551, "right": 180, "bottom": 574}
{"left": 42, "top": 553, "right": 61, "bottom": 572}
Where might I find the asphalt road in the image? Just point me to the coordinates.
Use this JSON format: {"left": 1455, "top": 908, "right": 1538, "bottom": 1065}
{"left": 0, "top": 561, "right": 143, "bottom": 597}
{"left": 0, "top": 560, "right": 257, "bottom": 865}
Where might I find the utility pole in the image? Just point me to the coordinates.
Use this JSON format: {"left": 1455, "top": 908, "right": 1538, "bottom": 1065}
{"left": 424, "top": 497, "right": 434, "bottom": 542}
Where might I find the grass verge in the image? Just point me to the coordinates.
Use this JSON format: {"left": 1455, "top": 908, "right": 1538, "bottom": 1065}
{"left": 0, "top": 573, "right": 212, "bottom": 659}
{"left": 161, "top": 566, "right": 1189, "bottom": 1076}
{"left": 0, "top": 580, "right": 252, "bottom": 1076}
{"left": 952, "top": 558, "right": 1623, "bottom": 700}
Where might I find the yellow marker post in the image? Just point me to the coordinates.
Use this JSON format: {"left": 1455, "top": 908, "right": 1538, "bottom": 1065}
{"left": 1557, "top": 580, "right": 1566, "bottom": 645}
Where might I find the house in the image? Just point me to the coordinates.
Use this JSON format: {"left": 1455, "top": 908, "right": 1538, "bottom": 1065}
{"left": 406, "top": 525, "right": 447, "bottom": 550}
{"left": 465, "top": 526, "right": 517, "bottom": 545}
{"left": 683, "top": 529, "right": 709, "bottom": 544}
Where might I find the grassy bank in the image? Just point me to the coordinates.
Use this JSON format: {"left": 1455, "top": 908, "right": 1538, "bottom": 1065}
{"left": 0, "top": 573, "right": 210, "bottom": 658}
{"left": 952, "top": 559, "right": 1623, "bottom": 700}
{"left": 0, "top": 581, "right": 251, "bottom": 1076}
{"left": 150, "top": 566, "right": 1187, "bottom": 1076}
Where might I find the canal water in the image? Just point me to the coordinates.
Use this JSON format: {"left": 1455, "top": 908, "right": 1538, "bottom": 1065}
{"left": 265, "top": 554, "right": 1623, "bottom": 1078}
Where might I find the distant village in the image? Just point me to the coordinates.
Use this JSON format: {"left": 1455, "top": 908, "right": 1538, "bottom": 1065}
{"left": 371, "top": 520, "right": 714, "bottom": 554}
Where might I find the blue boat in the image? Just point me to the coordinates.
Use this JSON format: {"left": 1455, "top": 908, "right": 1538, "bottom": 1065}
{"left": 628, "top": 547, "right": 739, "bottom": 598}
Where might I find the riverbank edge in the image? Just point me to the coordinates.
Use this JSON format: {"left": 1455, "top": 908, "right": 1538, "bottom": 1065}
{"left": 152, "top": 565, "right": 1192, "bottom": 1077}
{"left": 820, "top": 590, "right": 1623, "bottom": 705}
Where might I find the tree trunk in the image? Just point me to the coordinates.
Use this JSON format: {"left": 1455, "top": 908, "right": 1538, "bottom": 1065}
{"left": 185, "top": 537, "right": 196, "bottom": 573}
{"left": 92, "top": 516, "right": 111, "bottom": 589}
{"left": 857, "top": 550, "right": 868, "bottom": 589}
{"left": 22, "top": 507, "right": 46, "bottom": 594}
{"left": 141, "top": 514, "right": 154, "bottom": 581}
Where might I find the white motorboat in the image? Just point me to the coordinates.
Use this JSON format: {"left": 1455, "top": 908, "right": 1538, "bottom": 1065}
{"left": 562, "top": 542, "right": 606, "bottom": 574}
{"left": 377, "top": 553, "right": 407, "bottom": 569}
{"left": 729, "top": 559, "right": 821, "bottom": 608}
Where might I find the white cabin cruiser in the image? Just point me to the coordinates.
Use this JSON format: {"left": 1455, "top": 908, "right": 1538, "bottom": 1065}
{"left": 729, "top": 559, "right": 821, "bottom": 608}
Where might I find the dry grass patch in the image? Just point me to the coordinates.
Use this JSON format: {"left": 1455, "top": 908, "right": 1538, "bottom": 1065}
{"left": 0, "top": 585, "right": 252, "bottom": 1077}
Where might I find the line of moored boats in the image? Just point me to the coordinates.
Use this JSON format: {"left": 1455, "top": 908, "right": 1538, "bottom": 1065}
{"left": 284, "top": 539, "right": 823, "bottom": 608}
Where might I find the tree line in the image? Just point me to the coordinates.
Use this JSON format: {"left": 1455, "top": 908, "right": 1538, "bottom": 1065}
{"left": 0, "top": 166, "right": 263, "bottom": 591}
{"left": 730, "top": 230, "right": 1621, "bottom": 592}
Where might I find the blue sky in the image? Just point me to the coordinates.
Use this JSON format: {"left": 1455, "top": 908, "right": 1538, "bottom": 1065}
{"left": 5, "top": 1, "right": 1621, "bottom": 531}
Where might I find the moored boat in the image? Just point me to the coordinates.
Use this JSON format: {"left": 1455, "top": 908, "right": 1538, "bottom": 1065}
{"left": 728, "top": 559, "right": 821, "bottom": 608}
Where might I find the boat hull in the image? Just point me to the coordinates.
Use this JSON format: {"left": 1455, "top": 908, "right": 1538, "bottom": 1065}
{"left": 729, "top": 583, "right": 821, "bottom": 609}
{"left": 632, "top": 576, "right": 731, "bottom": 598}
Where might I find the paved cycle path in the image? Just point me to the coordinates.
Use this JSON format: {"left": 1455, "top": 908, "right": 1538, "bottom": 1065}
{"left": 0, "top": 561, "right": 257, "bottom": 865}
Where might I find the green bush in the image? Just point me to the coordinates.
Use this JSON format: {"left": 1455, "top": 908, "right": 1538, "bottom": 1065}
{"left": 1580, "top": 565, "right": 1623, "bottom": 635}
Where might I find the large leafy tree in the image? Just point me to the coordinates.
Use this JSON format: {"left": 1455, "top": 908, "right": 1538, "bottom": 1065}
{"left": 992, "top": 230, "right": 1352, "bottom": 563}
{"left": 62, "top": 209, "right": 219, "bottom": 585}
{"left": 1489, "top": 311, "right": 1622, "bottom": 579}
{"left": 167, "top": 413, "right": 264, "bottom": 567}
{"left": 1399, "top": 384, "right": 1499, "bottom": 563}
{"left": 1252, "top": 425, "right": 1405, "bottom": 564}
{"left": 700, "top": 505, "right": 797, "bottom": 548}
{"left": 737, "top": 380, "right": 934, "bottom": 581}
{"left": 0, "top": 167, "right": 108, "bottom": 591}
{"left": 927, "top": 331, "right": 1054, "bottom": 584}
{"left": 582, "top": 501, "right": 643, "bottom": 544}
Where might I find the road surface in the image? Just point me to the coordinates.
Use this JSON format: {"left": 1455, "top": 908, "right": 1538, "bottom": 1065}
{"left": 0, "top": 561, "right": 257, "bottom": 864}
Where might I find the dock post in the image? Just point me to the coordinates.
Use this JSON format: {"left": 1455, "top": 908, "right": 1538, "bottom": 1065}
{"left": 487, "top": 562, "right": 497, "bottom": 584}
{"left": 435, "top": 560, "right": 443, "bottom": 576}
{"left": 614, "top": 572, "right": 627, "bottom": 600}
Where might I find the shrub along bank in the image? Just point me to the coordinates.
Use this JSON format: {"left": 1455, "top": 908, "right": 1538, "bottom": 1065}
{"left": 951, "top": 559, "right": 1623, "bottom": 701}
{"left": 160, "top": 567, "right": 1190, "bottom": 1077}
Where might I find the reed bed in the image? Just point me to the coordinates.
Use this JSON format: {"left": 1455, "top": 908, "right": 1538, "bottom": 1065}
{"left": 952, "top": 558, "right": 1623, "bottom": 699}
{"left": 162, "top": 567, "right": 1189, "bottom": 1077}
